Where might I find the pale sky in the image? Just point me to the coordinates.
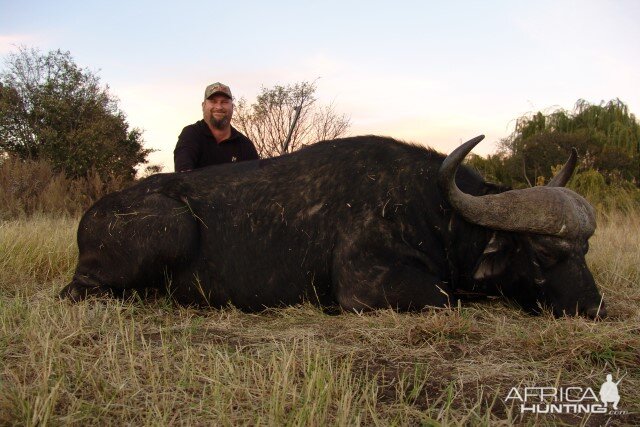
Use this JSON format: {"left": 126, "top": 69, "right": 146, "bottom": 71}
{"left": 2, "top": 0, "right": 639, "bottom": 172}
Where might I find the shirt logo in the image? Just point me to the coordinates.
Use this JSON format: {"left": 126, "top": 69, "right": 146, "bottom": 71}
{"left": 231, "top": 156, "right": 238, "bottom": 162}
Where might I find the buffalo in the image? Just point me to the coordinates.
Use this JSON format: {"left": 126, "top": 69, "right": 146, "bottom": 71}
{"left": 60, "top": 135, "right": 605, "bottom": 318}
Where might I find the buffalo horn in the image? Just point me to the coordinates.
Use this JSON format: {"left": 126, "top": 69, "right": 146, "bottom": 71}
{"left": 438, "top": 136, "right": 595, "bottom": 239}
{"left": 547, "top": 147, "right": 578, "bottom": 187}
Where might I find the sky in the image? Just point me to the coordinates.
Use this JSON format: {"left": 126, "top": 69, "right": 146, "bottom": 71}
{"left": 1, "top": 0, "right": 639, "bottom": 172}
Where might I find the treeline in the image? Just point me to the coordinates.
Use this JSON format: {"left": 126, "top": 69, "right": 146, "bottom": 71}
{"left": 470, "top": 99, "right": 639, "bottom": 186}
{"left": 468, "top": 99, "right": 640, "bottom": 211}
{"left": 0, "top": 47, "right": 159, "bottom": 218}
{"left": 0, "top": 47, "right": 157, "bottom": 181}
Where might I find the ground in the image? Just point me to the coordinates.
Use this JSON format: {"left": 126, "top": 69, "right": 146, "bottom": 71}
{"left": 0, "top": 213, "right": 638, "bottom": 426}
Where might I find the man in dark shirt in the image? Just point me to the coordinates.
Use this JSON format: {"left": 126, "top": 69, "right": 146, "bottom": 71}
{"left": 174, "top": 82, "right": 259, "bottom": 172}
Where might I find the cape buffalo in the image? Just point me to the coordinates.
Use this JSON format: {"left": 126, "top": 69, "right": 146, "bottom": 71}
{"left": 60, "top": 135, "right": 605, "bottom": 318}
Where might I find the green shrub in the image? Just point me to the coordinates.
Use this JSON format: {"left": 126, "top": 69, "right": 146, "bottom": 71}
{"left": 569, "top": 169, "right": 640, "bottom": 212}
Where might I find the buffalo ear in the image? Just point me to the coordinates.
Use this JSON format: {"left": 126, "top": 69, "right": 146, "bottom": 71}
{"left": 473, "top": 233, "right": 511, "bottom": 280}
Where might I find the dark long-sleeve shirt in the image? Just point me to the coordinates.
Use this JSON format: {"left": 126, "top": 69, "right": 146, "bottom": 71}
{"left": 173, "top": 120, "right": 259, "bottom": 172}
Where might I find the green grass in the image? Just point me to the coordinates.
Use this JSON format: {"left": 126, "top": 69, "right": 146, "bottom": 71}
{"left": 1, "top": 212, "right": 639, "bottom": 426}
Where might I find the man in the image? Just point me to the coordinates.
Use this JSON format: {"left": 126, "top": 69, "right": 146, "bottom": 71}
{"left": 174, "top": 82, "right": 259, "bottom": 172}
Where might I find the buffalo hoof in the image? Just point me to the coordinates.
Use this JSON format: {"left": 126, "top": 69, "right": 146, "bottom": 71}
{"left": 59, "top": 281, "right": 112, "bottom": 303}
{"left": 584, "top": 304, "right": 607, "bottom": 320}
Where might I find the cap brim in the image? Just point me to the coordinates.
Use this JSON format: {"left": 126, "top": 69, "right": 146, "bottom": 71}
{"left": 206, "top": 91, "right": 232, "bottom": 99}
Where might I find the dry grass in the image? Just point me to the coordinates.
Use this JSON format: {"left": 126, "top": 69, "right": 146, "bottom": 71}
{"left": 0, "top": 156, "right": 128, "bottom": 219}
{"left": 0, "top": 212, "right": 639, "bottom": 426}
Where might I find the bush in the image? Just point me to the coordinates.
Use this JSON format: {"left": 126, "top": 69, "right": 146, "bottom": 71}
{"left": 0, "top": 155, "right": 129, "bottom": 218}
{"left": 569, "top": 169, "right": 640, "bottom": 213}
{"left": 0, "top": 47, "right": 153, "bottom": 180}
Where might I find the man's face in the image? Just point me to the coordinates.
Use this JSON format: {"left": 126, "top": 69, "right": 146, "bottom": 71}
{"left": 202, "top": 94, "right": 233, "bottom": 130}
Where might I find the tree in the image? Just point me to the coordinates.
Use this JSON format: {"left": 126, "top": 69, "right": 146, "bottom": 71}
{"left": 0, "top": 47, "right": 153, "bottom": 179}
{"left": 495, "top": 99, "right": 640, "bottom": 187}
{"left": 233, "top": 81, "right": 350, "bottom": 158}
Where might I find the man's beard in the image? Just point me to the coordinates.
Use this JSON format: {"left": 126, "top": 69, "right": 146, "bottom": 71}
{"left": 209, "top": 115, "right": 230, "bottom": 130}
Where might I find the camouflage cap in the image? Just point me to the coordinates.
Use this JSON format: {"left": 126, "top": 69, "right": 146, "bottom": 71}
{"left": 204, "top": 82, "right": 232, "bottom": 100}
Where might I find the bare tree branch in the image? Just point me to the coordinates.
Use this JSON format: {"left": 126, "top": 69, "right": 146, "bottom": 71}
{"left": 233, "top": 81, "right": 350, "bottom": 158}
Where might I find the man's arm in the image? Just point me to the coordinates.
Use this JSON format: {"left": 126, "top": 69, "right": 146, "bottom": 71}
{"left": 174, "top": 128, "right": 199, "bottom": 172}
{"left": 245, "top": 141, "right": 260, "bottom": 160}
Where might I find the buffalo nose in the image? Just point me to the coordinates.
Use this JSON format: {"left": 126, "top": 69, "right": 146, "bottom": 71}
{"left": 585, "top": 304, "right": 607, "bottom": 320}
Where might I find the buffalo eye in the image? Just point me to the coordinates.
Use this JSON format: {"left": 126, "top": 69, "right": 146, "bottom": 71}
{"left": 535, "top": 250, "right": 561, "bottom": 268}
{"left": 529, "top": 236, "right": 571, "bottom": 268}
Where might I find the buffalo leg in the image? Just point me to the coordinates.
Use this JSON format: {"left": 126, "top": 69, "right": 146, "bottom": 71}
{"left": 60, "top": 193, "right": 199, "bottom": 302}
{"left": 59, "top": 275, "right": 116, "bottom": 302}
{"left": 332, "top": 235, "right": 454, "bottom": 312}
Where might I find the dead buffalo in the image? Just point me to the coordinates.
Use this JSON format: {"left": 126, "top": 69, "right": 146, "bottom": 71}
{"left": 60, "top": 135, "right": 605, "bottom": 318}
